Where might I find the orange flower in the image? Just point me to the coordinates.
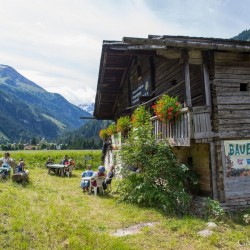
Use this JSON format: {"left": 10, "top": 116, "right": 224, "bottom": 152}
{"left": 153, "top": 94, "right": 181, "bottom": 123}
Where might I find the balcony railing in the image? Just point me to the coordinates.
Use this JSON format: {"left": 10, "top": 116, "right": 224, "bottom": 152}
{"left": 151, "top": 106, "right": 214, "bottom": 146}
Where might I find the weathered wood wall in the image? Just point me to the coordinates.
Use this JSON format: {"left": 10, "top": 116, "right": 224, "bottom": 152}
{"left": 212, "top": 51, "right": 250, "bottom": 205}
{"left": 154, "top": 57, "right": 184, "bottom": 101}
{"left": 213, "top": 52, "right": 250, "bottom": 138}
{"left": 190, "top": 64, "right": 205, "bottom": 107}
{"left": 117, "top": 75, "right": 130, "bottom": 116}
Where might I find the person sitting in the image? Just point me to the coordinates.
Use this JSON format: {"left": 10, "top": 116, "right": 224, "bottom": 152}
{"left": 103, "top": 165, "right": 115, "bottom": 190}
{"left": 45, "top": 157, "right": 54, "bottom": 167}
{"left": 12, "top": 159, "right": 29, "bottom": 182}
{"left": 15, "top": 159, "right": 29, "bottom": 175}
{"left": 63, "top": 158, "right": 75, "bottom": 177}
{"left": 98, "top": 163, "right": 105, "bottom": 174}
{"left": 90, "top": 166, "right": 106, "bottom": 193}
{"left": 0, "top": 159, "right": 11, "bottom": 179}
{"left": 80, "top": 165, "right": 95, "bottom": 192}
{"left": 0, "top": 152, "right": 15, "bottom": 170}
{"left": 60, "top": 155, "right": 69, "bottom": 165}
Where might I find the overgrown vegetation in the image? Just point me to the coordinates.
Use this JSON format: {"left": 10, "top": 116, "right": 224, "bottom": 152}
{"left": 118, "top": 106, "right": 197, "bottom": 215}
{"left": 204, "top": 198, "right": 225, "bottom": 220}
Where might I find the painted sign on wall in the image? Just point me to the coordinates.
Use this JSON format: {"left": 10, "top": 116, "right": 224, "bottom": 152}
{"left": 224, "top": 140, "right": 250, "bottom": 177}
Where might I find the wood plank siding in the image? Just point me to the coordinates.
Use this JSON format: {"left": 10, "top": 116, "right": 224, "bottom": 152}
{"left": 94, "top": 36, "right": 250, "bottom": 208}
{"left": 213, "top": 51, "right": 250, "bottom": 204}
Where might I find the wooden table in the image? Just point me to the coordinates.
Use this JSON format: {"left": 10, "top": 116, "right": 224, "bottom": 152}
{"left": 47, "top": 164, "right": 65, "bottom": 177}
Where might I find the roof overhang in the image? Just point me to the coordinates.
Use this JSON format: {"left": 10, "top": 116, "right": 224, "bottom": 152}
{"left": 93, "top": 35, "right": 250, "bottom": 120}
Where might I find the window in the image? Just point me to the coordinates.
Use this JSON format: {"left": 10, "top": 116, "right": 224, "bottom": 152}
{"left": 240, "top": 83, "right": 248, "bottom": 91}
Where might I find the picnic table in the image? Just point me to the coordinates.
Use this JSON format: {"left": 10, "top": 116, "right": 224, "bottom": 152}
{"left": 47, "top": 164, "right": 65, "bottom": 177}
{"left": 82, "top": 176, "right": 92, "bottom": 193}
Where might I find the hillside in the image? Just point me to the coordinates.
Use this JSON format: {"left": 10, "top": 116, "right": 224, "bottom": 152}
{"left": 57, "top": 119, "right": 111, "bottom": 149}
{"left": 0, "top": 65, "right": 91, "bottom": 142}
{"left": 232, "top": 29, "right": 250, "bottom": 41}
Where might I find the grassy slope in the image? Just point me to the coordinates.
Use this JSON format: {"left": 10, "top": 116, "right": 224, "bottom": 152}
{"left": 0, "top": 152, "right": 250, "bottom": 249}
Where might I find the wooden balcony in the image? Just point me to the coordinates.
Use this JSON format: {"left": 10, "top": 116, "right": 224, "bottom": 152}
{"left": 151, "top": 106, "right": 214, "bottom": 146}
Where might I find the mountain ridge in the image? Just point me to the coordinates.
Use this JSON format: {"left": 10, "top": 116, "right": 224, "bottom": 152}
{"left": 0, "top": 64, "right": 90, "bottom": 142}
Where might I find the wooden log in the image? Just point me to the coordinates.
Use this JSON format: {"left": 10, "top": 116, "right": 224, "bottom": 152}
{"left": 217, "top": 104, "right": 250, "bottom": 110}
{"left": 217, "top": 96, "right": 250, "bottom": 104}
{"left": 217, "top": 124, "right": 250, "bottom": 130}
{"left": 183, "top": 50, "right": 192, "bottom": 107}
{"left": 214, "top": 52, "right": 250, "bottom": 60}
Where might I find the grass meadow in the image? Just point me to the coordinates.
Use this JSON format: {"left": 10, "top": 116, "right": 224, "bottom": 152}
{"left": 0, "top": 150, "right": 250, "bottom": 249}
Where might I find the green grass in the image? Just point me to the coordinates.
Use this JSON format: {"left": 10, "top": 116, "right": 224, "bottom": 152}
{"left": 0, "top": 150, "right": 101, "bottom": 169}
{"left": 0, "top": 151, "right": 250, "bottom": 249}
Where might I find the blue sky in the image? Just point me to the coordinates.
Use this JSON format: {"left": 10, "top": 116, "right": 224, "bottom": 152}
{"left": 0, "top": 0, "right": 249, "bottom": 105}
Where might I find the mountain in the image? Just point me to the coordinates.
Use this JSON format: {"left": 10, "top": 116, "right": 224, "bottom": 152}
{"left": 78, "top": 103, "right": 94, "bottom": 115}
{"left": 232, "top": 29, "right": 250, "bottom": 41}
{"left": 0, "top": 64, "right": 91, "bottom": 142}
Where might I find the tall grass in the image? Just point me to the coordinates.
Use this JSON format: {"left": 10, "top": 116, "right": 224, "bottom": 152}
{"left": 0, "top": 151, "right": 250, "bottom": 249}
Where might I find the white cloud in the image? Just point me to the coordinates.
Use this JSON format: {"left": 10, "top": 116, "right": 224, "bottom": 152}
{"left": 0, "top": 0, "right": 249, "bottom": 105}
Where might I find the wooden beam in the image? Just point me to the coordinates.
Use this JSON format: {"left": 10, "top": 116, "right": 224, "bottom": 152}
{"left": 80, "top": 116, "right": 96, "bottom": 119}
{"left": 182, "top": 49, "right": 192, "bottom": 108}
{"left": 210, "top": 142, "right": 218, "bottom": 200}
{"left": 203, "top": 64, "right": 212, "bottom": 106}
{"left": 123, "top": 36, "right": 250, "bottom": 52}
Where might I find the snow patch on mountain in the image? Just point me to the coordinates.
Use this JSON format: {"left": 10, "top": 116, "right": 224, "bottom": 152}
{"left": 78, "top": 103, "right": 94, "bottom": 115}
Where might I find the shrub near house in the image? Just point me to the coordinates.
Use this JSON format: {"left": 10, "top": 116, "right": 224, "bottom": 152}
{"left": 118, "top": 106, "right": 197, "bottom": 215}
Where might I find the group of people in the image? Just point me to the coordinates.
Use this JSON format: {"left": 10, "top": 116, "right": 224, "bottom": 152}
{"left": 1, "top": 152, "right": 115, "bottom": 193}
{"left": 46, "top": 155, "right": 75, "bottom": 176}
{"left": 80, "top": 164, "right": 115, "bottom": 193}
{"left": 0, "top": 152, "right": 29, "bottom": 180}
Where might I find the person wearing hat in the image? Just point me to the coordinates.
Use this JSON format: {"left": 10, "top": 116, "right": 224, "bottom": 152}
{"left": 90, "top": 165, "right": 106, "bottom": 189}
{"left": 98, "top": 163, "right": 105, "bottom": 174}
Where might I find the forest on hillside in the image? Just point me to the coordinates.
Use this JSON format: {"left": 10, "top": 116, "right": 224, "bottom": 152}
{"left": 232, "top": 29, "right": 250, "bottom": 41}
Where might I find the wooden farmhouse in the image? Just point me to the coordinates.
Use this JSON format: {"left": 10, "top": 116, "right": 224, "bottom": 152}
{"left": 94, "top": 35, "right": 250, "bottom": 209}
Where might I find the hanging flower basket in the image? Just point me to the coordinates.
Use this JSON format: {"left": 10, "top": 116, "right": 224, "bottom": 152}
{"left": 152, "top": 94, "right": 181, "bottom": 123}
{"left": 99, "top": 128, "right": 108, "bottom": 140}
{"left": 106, "top": 123, "right": 117, "bottom": 136}
{"left": 116, "top": 116, "right": 131, "bottom": 135}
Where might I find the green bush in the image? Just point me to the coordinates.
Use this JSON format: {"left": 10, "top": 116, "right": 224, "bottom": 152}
{"left": 118, "top": 107, "right": 196, "bottom": 215}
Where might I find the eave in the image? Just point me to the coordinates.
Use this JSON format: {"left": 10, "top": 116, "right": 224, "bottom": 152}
{"left": 93, "top": 35, "right": 250, "bottom": 120}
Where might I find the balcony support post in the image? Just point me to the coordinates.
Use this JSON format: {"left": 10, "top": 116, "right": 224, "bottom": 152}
{"left": 182, "top": 49, "right": 192, "bottom": 108}
{"left": 210, "top": 142, "right": 218, "bottom": 200}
